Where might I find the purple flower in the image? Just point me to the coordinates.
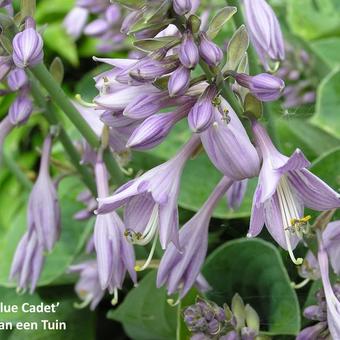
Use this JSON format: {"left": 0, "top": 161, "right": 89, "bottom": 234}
{"left": 8, "top": 93, "right": 33, "bottom": 125}
{"left": 94, "top": 156, "right": 136, "bottom": 291}
{"left": 27, "top": 135, "right": 61, "bottom": 252}
{"left": 0, "top": 56, "right": 12, "bottom": 81}
{"left": 243, "top": 0, "right": 285, "bottom": 71}
{"left": 297, "top": 322, "right": 327, "bottom": 340}
{"left": 318, "top": 241, "right": 340, "bottom": 339}
{"left": 12, "top": 20, "right": 44, "bottom": 68}
{"left": 84, "top": 18, "right": 110, "bottom": 36}
{"left": 97, "top": 136, "right": 201, "bottom": 251}
{"left": 200, "top": 98, "right": 260, "bottom": 180}
{"left": 126, "top": 101, "right": 193, "bottom": 150}
{"left": 198, "top": 32, "right": 223, "bottom": 67}
{"left": 7, "top": 68, "right": 28, "bottom": 91}
{"left": 173, "top": 0, "right": 192, "bottom": 15}
{"left": 0, "top": 115, "right": 14, "bottom": 160}
{"left": 63, "top": 7, "right": 89, "bottom": 40}
{"left": 322, "top": 221, "right": 340, "bottom": 275}
{"left": 248, "top": 120, "right": 340, "bottom": 264}
{"left": 9, "top": 230, "right": 44, "bottom": 294}
{"left": 168, "top": 66, "right": 191, "bottom": 97}
{"left": 188, "top": 85, "right": 217, "bottom": 133}
{"left": 156, "top": 177, "right": 233, "bottom": 298}
{"left": 69, "top": 260, "right": 105, "bottom": 310}
{"left": 226, "top": 179, "right": 248, "bottom": 210}
{"left": 179, "top": 30, "right": 199, "bottom": 69}
{"left": 73, "top": 190, "right": 97, "bottom": 221}
{"left": 234, "top": 73, "right": 285, "bottom": 102}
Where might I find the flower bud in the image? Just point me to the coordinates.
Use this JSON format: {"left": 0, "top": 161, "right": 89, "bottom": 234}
{"left": 12, "top": 23, "right": 44, "bottom": 68}
{"left": 173, "top": 0, "right": 192, "bottom": 16}
{"left": 245, "top": 304, "right": 260, "bottom": 333}
{"left": 63, "top": 7, "right": 89, "bottom": 40}
{"left": 198, "top": 32, "right": 223, "bottom": 66}
{"left": 168, "top": 66, "right": 190, "bottom": 97}
{"left": 235, "top": 73, "right": 285, "bottom": 102}
{"left": 179, "top": 30, "right": 199, "bottom": 69}
{"left": 105, "top": 4, "right": 120, "bottom": 24}
{"left": 8, "top": 94, "right": 33, "bottom": 125}
{"left": 84, "top": 19, "right": 110, "bottom": 36}
{"left": 7, "top": 68, "right": 27, "bottom": 91}
{"left": 231, "top": 293, "right": 245, "bottom": 330}
{"left": 0, "top": 56, "right": 12, "bottom": 81}
{"left": 188, "top": 85, "right": 217, "bottom": 133}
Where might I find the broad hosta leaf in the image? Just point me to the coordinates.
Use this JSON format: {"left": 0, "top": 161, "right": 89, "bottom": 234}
{"left": 0, "top": 177, "right": 92, "bottom": 287}
{"left": 310, "top": 38, "right": 340, "bottom": 69}
{"left": 311, "top": 69, "right": 340, "bottom": 140}
{"left": 287, "top": 0, "right": 340, "bottom": 40}
{"left": 0, "top": 286, "right": 95, "bottom": 339}
{"left": 44, "top": 23, "right": 79, "bottom": 66}
{"left": 108, "top": 271, "right": 177, "bottom": 340}
{"left": 203, "top": 238, "right": 301, "bottom": 335}
{"left": 207, "top": 6, "right": 237, "bottom": 39}
{"left": 35, "top": 0, "right": 74, "bottom": 23}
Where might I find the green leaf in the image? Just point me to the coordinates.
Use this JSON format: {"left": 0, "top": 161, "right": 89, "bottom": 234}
{"left": 311, "top": 68, "right": 340, "bottom": 139}
{"left": 0, "top": 176, "right": 93, "bottom": 287}
{"left": 134, "top": 37, "right": 181, "bottom": 52}
{"left": 287, "top": 0, "right": 340, "bottom": 40}
{"left": 35, "top": 0, "right": 74, "bottom": 24}
{"left": 108, "top": 270, "right": 177, "bottom": 340}
{"left": 207, "top": 6, "right": 237, "bottom": 39}
{"left": 310, "top": 38, "right": 340, "bottom": 69}
{"left": 203, "top": 238, "right": 301, "bottom": 335}
{"left": 43, "top": 23, "right": 79, "bottom": 66}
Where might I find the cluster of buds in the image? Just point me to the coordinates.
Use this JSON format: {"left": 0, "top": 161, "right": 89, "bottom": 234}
{"left": 183, "top": 294, "right": 260, "bottom": 340}
{"left": 63, "top": 0, "right": 126, "bottom": 52}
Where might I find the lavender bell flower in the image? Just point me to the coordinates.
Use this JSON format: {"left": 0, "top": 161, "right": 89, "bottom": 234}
{"left": 243, "top": 0, "right": 285, "bottom": 71}
{"left": 63, "top": 7, "right": 89, "bottom": 40}
{"left": 200, "top": 98, "right": 260, "bottom": 180}
{"left": 173, "top": 0, "right": 192, "bottom": 15}
{"left": 97, "top": 136, "right": 201, "bottom": 253}
{"left": 188, "top": 85, "right": 217, "bottom": 133}
{"left": 234, "top": 73, "right": 285, "bottom": 102}
{"left": 317, "top": 238, "right": 340, "bottom": 339}
{"left": 7, "top": 68, "right": 27, "bottom": 91}
{"left": 94, "top": 156, "right": 136, "bottom": 294}
{"left": 12, "top": 19, "right": 44, "bottom": 68}
{"left": 27, "top": 135, "right": 61, "bottom": 252}
{"left": 9, "top": 230, "right": 44, "bottom": 294}
{"left": 226, "top": 179, "right": 248, "bottom": 210}
{"left": 0, "top": 115, "right": 14, "bottom": 160}
{"left": 198, "top": 32, "right": 223, "bottom": 67}
{"left": 168, "top": 66, "right": 191, "bottom": 97}
{"left": 8, "top": 93, "right": 33, "bottom": 125}
{"left": 127, "top": 101, "right": 194, "bottom": 150}
{"left": 69, "top": 261, "right": 105, "bottom": 310}
{"left": 322, "top": 221, "right": 340, "bottom": 275}
{"left": 157, "top": 177, "right": 233, "bottom": 299}
{"left": 0, "top": 56, "right": 12, "bottom": 81}
{"left": 248, "top": 120, "right": 340, "bottom": 264}
{"left": 179, "top": 30, "right": 199, "bottom": 69}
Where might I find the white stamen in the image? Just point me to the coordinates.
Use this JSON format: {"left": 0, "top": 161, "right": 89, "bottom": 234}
{"left": 167, "top": 298, "right": 180, "bottom": 307}
{"left": 136, "top": 204, "right": 159, "bottom": 246}
{"left": 74, "top": 294, "right": 93, "bottom": 309}
{"left": 111, "top": 287, "right": 119, "bottom": 306}
{"left": 134, "top": 233, "right": 158, "bottom": 272}
{"left": 291, "top": 278, "right": 310, "bottom": 289}
{"left": 75, "top": 94, "right": 97, "bottom": 107}
{"left": 276, "top": 175, "right": 303, "bottom": 265}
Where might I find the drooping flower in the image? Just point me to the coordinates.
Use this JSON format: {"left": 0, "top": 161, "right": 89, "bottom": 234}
{"left": 63, "top": 7, "right": 89, "bottom": 40}
{"left": 188, "top": 85, "right": 217, "bottom": 133}
{"left": 69, "top": 260, "right": 105, "bottom": 310}
{"left": 248, "top": 120, "right": 340, "bottom": 264}
{"left": 9, "top": 230, "right": 44, "bottom": 294}
{"left": 234, "top": 73, "right": 285, "bottom": 102}
{"left": 27, "top": 134, "right": 60, "bottom": 252}
{"left": 168, "top": 65, "right": 191, "bottom": 97}
{"left": 199, "top": 98, "right": 260, "bottom": 181}
{"left": 243, "top": 0, "right": 285, "bottom": 71}
{"left": 97, "top": 135, "right": 201, "bottom": 252}
{"left": 226, "top": 179, "right": 248, "bottom": 211}
{"left": 157, "top": 176, "right": 233, "bottom": 298}
{"left": 8, "top": 93, "right": 33, "bottom": 125}
{"left": 12, "top": 19, "right": 44, "bottom": 68}
{"left": 322, "top": 220, "right": 340, "bottom": 275}
{"left": 93, "top": 155, "right": 136, "bottom": 292}
{"left": 198, "top": 32, "right": 223, "bottom": 67}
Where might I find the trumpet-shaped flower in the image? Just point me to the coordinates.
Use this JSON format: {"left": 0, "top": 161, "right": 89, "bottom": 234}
{"left": 157, "top": 177, "right": 233, "bottom": 298}
{"left": 248, "top": 120, "right": 340, "bottom": 264}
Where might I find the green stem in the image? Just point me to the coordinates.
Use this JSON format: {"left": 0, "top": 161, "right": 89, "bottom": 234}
{"left": 2, "top": 152, "right": 32, "bottom": 190}
{"left": 30, "top": 63, "right": 99, "bottom": 149}
{"left": 29, "top": 76, "right": 97, "bottom": 195}
{"left": 30, "top": 63, "right": 125, "bottom": 186}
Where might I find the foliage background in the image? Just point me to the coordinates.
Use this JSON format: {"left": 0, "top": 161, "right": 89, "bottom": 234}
{"left": 1, "top": 0, "right": 340, "bottom": 339}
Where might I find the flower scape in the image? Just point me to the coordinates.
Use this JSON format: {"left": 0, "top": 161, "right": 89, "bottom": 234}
{"left": 0, "top": 0, "right": 339, "bottom": 339}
